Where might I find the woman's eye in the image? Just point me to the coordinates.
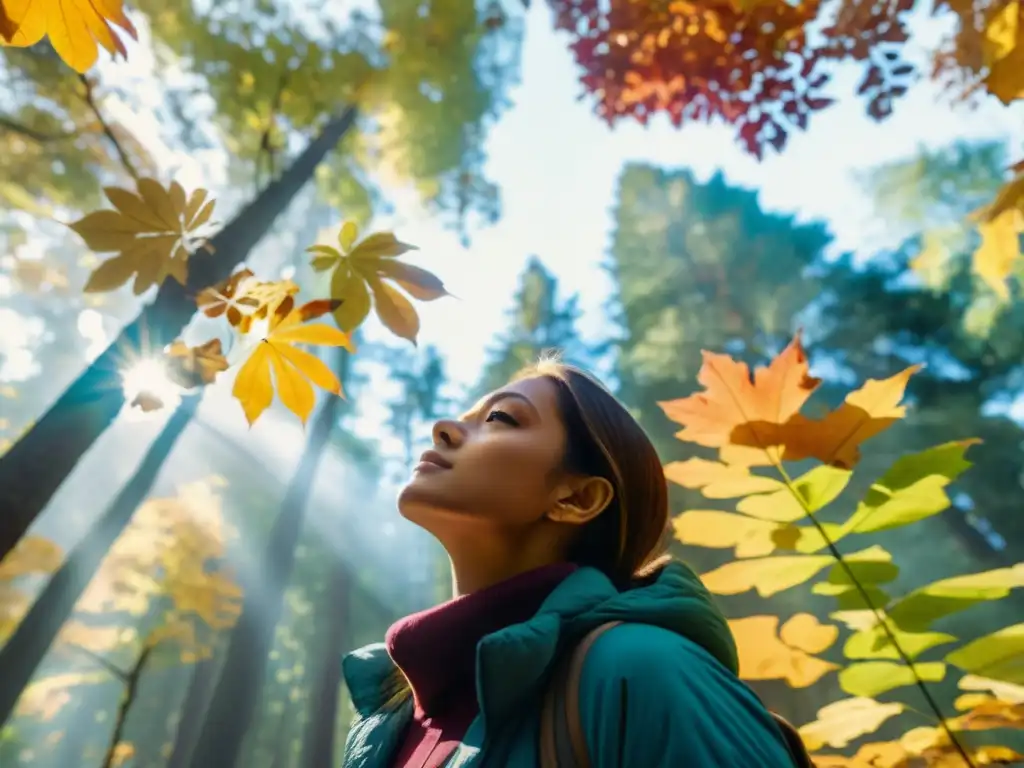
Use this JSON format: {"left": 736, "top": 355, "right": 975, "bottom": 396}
{"left": 485, "top": 409, "right": 519, "bottom": 427}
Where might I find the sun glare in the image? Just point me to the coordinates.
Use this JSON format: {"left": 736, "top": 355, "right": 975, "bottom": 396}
{"left": 121, "top": 358, "right": 182, "bottom": 415}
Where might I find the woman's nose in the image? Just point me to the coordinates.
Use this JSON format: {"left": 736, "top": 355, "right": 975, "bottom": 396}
{"left": 432, "top": 418, "right": 466, "bottom": 449}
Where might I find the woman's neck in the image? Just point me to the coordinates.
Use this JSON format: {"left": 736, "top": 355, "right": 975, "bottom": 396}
{"left": 445, "top": 533, "right": 569, "bottom": 597}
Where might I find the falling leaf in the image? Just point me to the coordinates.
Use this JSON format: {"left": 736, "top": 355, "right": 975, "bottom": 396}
{"left": 71, "top": 180, "right": 216, "bottom": 295}
{"left": 195, "top": 269, "right": 256, "bottom": 326}
{"left": 306, "top": 221, "right": 445, "bottom": 343}
{"left": 658, "top": 332, "right": 821, "bottom": 464}
{"left": 232, "top": 300, "right": 354, "bottom": 426}
{"left": 798, "top": 698, "right": 906, "bottom": 751}
{"left": 166, "top": 339, "right": 229, "bottom": 388}
{"left": 233, "top": 280, "right": 301, "bottom": 333}
{"left": 983, "top": 0, "right": 1024, "bottom": 104}
{"left": 663, "top": 457, "right": 783, "bottom": 498}
{"left": 0, "top": 0, "right": 138, "bottom": 73}
{"left": 728, "top": 614, "right": 838, "bottom": 687}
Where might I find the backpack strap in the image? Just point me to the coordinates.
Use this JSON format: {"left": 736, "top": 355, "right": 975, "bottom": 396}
{"left": 539, "top": 621, "right": 622, "bottom": 768}
{"left": 538, "top": 621, "right": 815, "bottom": 768}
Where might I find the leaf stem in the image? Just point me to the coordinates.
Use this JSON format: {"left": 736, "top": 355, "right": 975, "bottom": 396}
{"left": 773, "top": 462, "right": 975, "bottom": 768}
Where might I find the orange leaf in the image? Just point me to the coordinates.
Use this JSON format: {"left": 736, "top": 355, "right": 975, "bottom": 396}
{"left": 773, "top": 366, "right": 922, "bottom": 469}
{"left": 166, "top": 339, "right": 229, "bottom": 387}
{"left": 658, "top": 333, "right": 821, "bottom": 464}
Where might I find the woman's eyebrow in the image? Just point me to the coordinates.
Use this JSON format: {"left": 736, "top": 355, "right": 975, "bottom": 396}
{"left": 463, "top": 390, "right": 540, "bottom": 420}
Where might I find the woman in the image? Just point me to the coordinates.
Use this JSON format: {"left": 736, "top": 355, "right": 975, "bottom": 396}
{"left": 342, "top": 360, "right": 800, "bottom": 767}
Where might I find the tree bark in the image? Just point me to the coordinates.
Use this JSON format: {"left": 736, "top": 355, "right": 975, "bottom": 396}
{"left": 167, "top": 651, "right": 220, "bottom": 768}
{"left": 0, "top": 393, "right": 202, "bottom": 727}
{"left": 300, "top": 558, "right": 351, "bottom": 768}
{"left": 189, "top": 349, "right": 349, "bottom": 768}
{"left": 0, "top": 106, "right": 358, "bottom": 561}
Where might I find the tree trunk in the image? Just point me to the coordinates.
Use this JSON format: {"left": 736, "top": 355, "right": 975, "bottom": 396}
{"left": 189, "top": 349, "right": 350, "bottom": 768}
{"left": 167, "top": 651, "right": 220, "bottom": 768}
{"left": 300, "top": 558, "right": 351, "bottom": 768}
{"left": 0, "top": 106, "right": 359, "bottom": 561}
{"left": 0, "top": 392, "right": 202, "bottom": 727}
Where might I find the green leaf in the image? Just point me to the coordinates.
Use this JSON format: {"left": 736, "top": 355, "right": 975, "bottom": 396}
{"left": 737, "top": 465, "right": 850, "bottom": 523}
{"left": 846, "top": 440, "right": 978, "bottom": 534}
{"left": 839, "top": 661, "right": 946, "bottom": 697}
{"left": 338, "top": 221, "right": 359, "bottom": 252}
{"left": 843, "top": 621, "right": 956, "bottom": 661}
{"left": 888, "top": 564, "right": 1024, "bottom": 632}
{"left": 330, "top": 262, "right": 372, "bottom": 332}
{"left": 946, "top": 623, "right": 1024, "bottom": 684}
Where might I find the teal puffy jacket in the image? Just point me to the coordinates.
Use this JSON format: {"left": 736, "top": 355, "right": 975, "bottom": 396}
{"left": 342, "top": 561, "right": 797, "bottom": 767}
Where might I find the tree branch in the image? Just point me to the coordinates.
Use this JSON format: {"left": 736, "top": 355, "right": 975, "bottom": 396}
{"left": 78, "top": 74, "right": 140, "bottom": 182}
{"left": 0, "top": 115, "right": 73, "bottom": 143}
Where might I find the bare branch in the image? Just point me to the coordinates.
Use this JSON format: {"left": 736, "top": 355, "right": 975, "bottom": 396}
{"left": 78, "top": 73, "right": 140, "bottom": 182}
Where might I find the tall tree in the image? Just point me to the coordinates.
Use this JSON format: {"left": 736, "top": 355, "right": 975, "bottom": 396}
{"left": 608, "top": 163, "right": 827, "bottom": 457}
{"left": 0, "top": 393, "right": 202, "bottom": 725}
{"left": 0, "top": 0, "right": 524, "bottom": 560}
{"left": 385, "top": 344, "right": 453, "bottom": 472}
{"left": 473, "top": 256, "right": 591, "bottom": 397}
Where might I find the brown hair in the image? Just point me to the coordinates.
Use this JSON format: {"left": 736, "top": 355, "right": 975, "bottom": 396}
{"left": 511, "top": 357, "right": 672, "bottom": 588}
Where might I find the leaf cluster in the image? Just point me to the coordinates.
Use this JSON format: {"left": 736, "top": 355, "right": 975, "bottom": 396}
{"left": 662, "top": 333, "right": 1024, "bottom": 765}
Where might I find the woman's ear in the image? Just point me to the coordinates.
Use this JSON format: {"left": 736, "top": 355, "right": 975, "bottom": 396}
{"left": 547, "top": 476, "right": 614, "bottom": 525}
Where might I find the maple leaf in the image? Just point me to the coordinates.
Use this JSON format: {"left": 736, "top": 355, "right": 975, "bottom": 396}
{"left": 658, "top": 332, "right": 821, "bottom": 463}
{"left": 770, "top": 366, "right": 922, "bottom": 470}
{"left": 232, "top": 299, "right": 354, "bottom": 426}
{"left": 165, "top": 339, "right": 230, "bottom": 388}
{"left": 71, "top": 179, "right": 216, "bottom": 296}
{"left": 0, "top": 0, "right": 138, "bottom": 73}
{"left": 306, "top": 221, "right": 448, "bottom": 344}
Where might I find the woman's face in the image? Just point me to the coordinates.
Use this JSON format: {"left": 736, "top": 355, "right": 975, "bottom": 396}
{"left": 397, "top": 376, "right": 570, "bottom": 531}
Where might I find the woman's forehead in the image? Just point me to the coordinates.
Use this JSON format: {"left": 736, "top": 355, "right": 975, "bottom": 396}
{"left": 466, "top": 376, "right": 561, "bottom": 419}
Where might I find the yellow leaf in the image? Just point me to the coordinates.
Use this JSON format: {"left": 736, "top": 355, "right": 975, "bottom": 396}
{"left": 1, "top": 0, "right": 137, "bottom": 73}
{"left": 798, "top": 698, "right": 905, "bottom": 751}
{"left": 780, "top": 612, "right": 839, "bottom": 654}
{"left": 71, "top": 178, "right": 216, "bottom": 295}
{"left": 232, "top": 343, "right": 274, "bottom": 426}
{"left": 673, "top": 510, "right": 781, "bottom": 557}
{"left": 231, "top": 302, "right": 352, "bottom": 426}
{"left": 166, "top": 339, "right": 229, "bottom": 387}
{"left": 728, "top": 614, "right": 838, "bottom": 687}
{"left": 663, "top": 457, "right": 783, "bottom": 498}
{"left": 701, "top": 553, "right": 833, "bottom": 597}
{"left": 348, "top": 230, "right": 418, "bottom": 260}
{"left": 338, "top": 220, "right": 359, "bottom": 252}
{"left": 268, "top": 346, "right": 316, "bottom": 424}
{"left": 973, "top": 208, "right": 1022, "bottom": 300}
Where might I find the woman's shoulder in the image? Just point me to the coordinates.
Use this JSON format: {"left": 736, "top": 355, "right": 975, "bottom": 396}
{"left": 581, "top": 621, "right": 728, "bottom": 682}
{"left": 574, "top": 622, "right": 795, "bottom": 766}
